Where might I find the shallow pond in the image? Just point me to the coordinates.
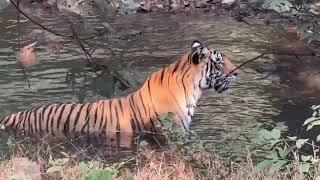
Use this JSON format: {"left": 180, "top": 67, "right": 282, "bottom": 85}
{"left": 0, "top": 5, "right": 319, "bottom": 161}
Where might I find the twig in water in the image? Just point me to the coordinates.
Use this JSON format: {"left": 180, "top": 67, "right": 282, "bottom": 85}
{"left": 68, "top": 20, "right": 131, "bottom": 89}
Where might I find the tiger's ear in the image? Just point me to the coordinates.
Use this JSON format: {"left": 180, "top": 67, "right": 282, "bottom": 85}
{"left": 191, "top": 40, "right": 202, "bottom": 51}
{"left": 191, "top": 41, "right": 209, "bottom": 64}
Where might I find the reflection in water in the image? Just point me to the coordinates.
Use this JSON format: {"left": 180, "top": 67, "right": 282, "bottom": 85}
{"left": 0, "top": 5, "right": 319, "bottom": 160}
{"left": 0, "top": 129, "right": 166, "bottom": 163}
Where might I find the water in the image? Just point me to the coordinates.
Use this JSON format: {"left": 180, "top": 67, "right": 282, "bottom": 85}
{"left": 0, "top": 5, "right": 319, "bottom": 160}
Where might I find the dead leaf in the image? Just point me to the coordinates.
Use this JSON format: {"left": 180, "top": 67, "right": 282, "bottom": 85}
{"left": 17, "top": 42, "right": 39, "bottom": 69}
{"left": 310, "top": 2, "right": 320, "bottom": 15}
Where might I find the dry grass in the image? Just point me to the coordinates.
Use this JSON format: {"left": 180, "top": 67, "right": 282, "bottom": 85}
{"left": 0, "top": 146, "right": 319, "bottom": 180}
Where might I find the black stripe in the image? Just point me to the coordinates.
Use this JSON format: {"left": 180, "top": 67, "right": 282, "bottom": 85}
{"left": 50, "top": 104, "right": 61, "bottom": 132}
{"left": 73, "top": 104, "right": 86, "bottom": 132}
{"left": 114, "top": 101, "right": 120, "bottom": 132}
{"left": 180, "top": 60, "right": 189, "bottom": 71}
{"left": 118, "top": 100, "right": 125, "bottom": 131}
{"left": 93, "top": 103, "right": 98, "bottom": 128}
{"left": 37, "top": 108, "right": 42, "bottom": 133}
{"left": 98, "top": 102, "right": 105, "bottom": 133}
{"left": 100, "top": 102, "right": 107, "bottom": 135}
{"left": 101, "top": 101, "right": 108, "bottom": 135}
{"left": 139, "top": 91, "right": 148, "bottom": 118}
{"left": 38, "top": 107, "right": 44, "bottom": 133}
{"left": 81, "top": 104, "right": 93, "bottom": 134}
{"left": 41, "top": 106, "right": 47, "bottom": 132}
{"left": 134, "top": 98, "right": 145, "bottom": 128}
{"left": 23, "top": 110, "right": 32, "bottom": 133}
{"left": 181, "top": 66, "right": 191, "bottom": 106}
{"left": 108, "top": 100, "right": 112, "bottom": 128}
{"left": 29, "top": 112, "right": 34, "bottom": 134}
{"left": 46, "top": 105, "right": 55, "bottom": 132}
{"left": 2, "top": 116, "right": 10, "bottom": 126}
{"left": 9, "top": 113, "right": 18, "bottom": 128}
{"left": 130, "top": 118, "right": 136, "bottom": 132}
{"left": 172, "top": 58, "right": 182, "bottom": 74}
{"left": 31, "top": 106, "right": 42, "bottom": 133}
{"left": 160, "top": 68, "right": 165, "bottom": 84}
{"left": 129, "top": 95, "right": 141, "bottom": 131}
{"left": 168, "top": 90, "right": 188, "bottom": 130}
{"left": 147, "top": 79, "right": 159, "bottom": 116}
{"left": 56, "top": 104, "right": 67, "bottom": 130}
{"left": 15, "top": 111, "right": 25, "bottom": 130}
{"left": 149, "top": 118, "right": 156, "bottom": 133}
{"left": 63, "top": 104, "right": 77, "bottom": 134}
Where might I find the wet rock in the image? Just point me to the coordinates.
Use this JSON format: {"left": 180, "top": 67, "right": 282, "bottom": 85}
{"left": 239, "top": 3, "right": 247, "bottom": 10}
{"left": 140, "top": 1, "right": 151, "bottom": 12}
{"left": 194, "top": 0, "right": 208, "bottom": 8}
{"left": 310, "top": 2, "right": 320, "bottom": 15}
{"left": 221, "top": 0, "right": 236, "bottom": 6}
{"left": 170, "top": 1, "right": 182, "bottom": 11}
{"left": 118, "top": 0, "right": 141, "bottom": 14}
{"left": 183, "top": 0, "right": 189, "bottom": 7}
{"left": 156, "top": 3, "right": 164, "bottom": 9}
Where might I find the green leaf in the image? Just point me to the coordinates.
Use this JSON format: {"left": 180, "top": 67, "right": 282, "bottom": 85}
{"left": 297, "top": 22, "right": 312, "bottom": 34}
{"left": 296, "top": 139, "right": 309, "bottom": 149}
{"left": 287, "top": 136, "right": 297, "bottom": 140}
{"left": 269, "top": 160, "right": 287, "bottom": 175}
{"left": 299, "top": 163, "right": 310, "bottom": 173}
{"left": 280, "top": 146, "right": 295, "bottom": 158}
{"left": 307, "top": 120, "right": 320, "bottom": 131}
{"left": 166, "top": 112, "right": 175, "bottom": 120}
{"left": 270, "top": 129, "right": 281, "bottom": 140}
{"left": 46, "top": 165, "right": 62, "bottom": 174}
{"left": 303, "top": 117, "right": 320, "bottom": 126}
{"left": 100, "top": 170, "right": 112, "bottom": 180}
{"left": 79, "top": 162, "right": 88, "bottom": 174}
{"left": 258, "top": 129, "right": 272, "bottom": 140}
{"left": 301, "top": 155, "right": 312, "bottom": 162}
{"left": 253, "top": 160, "right": 274, "bottom": 173}
{"left": 268, "top": 150, "right": 279, "bottom": 160}
{"left": 269, "top": 140, "right": 282, "bottom": 149}
{"left": 312, "top": 105, "right": 320, "bottom": 110}
{"left": 311, "top": 157, "right": 320, "bottom": 164}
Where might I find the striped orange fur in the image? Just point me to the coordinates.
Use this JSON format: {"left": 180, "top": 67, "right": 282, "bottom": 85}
{"left": 1, "top": 41, "right": 239, "bottom": 136}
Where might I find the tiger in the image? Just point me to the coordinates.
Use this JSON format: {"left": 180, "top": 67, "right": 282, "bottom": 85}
{"left": 1, "top": 41, "right": 239, "bottom": 138}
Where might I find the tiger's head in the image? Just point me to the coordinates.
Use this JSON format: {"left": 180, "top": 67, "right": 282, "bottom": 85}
{"left": 190, "top": 41, "right": 239, "bottom": 93}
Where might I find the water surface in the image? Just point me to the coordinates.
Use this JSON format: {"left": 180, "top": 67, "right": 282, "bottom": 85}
{"left": 0, "top": 6, "right": 319, "bottom": 160}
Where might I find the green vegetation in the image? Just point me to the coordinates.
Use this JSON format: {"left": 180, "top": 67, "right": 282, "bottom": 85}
{"left": 251, "top": 105, "right": 320, "bottom": 178}
{"left": 249, "top": 0, "right": 320, "bottom": 43}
